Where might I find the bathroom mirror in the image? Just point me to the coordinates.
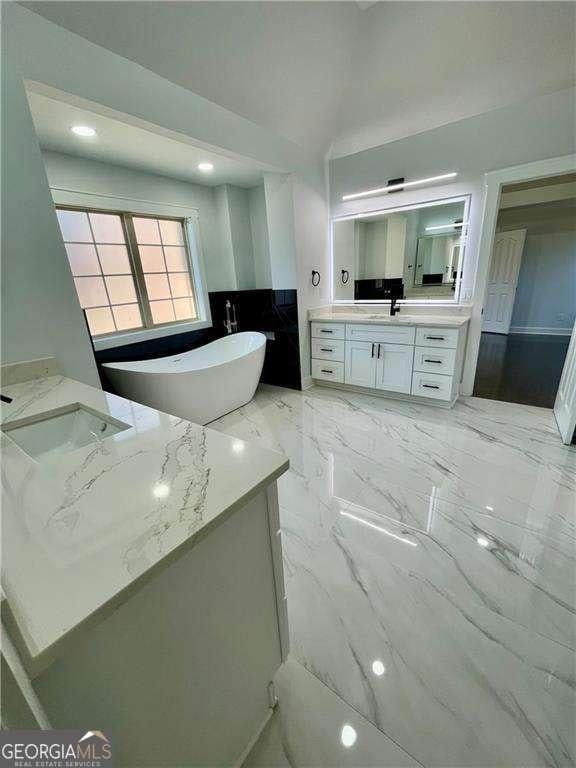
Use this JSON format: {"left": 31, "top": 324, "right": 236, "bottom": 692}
{"left": 332, "top": 197, "right": 469, "bottom": 302}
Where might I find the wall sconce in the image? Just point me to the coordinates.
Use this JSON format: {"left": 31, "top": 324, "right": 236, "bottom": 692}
{"left": 342, "top": 172, "right": 458, "bottom": 201}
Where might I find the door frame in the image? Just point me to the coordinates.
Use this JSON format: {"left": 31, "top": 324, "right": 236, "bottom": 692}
{"left": 462, "top": 154, "right": 576, "bottom": 396}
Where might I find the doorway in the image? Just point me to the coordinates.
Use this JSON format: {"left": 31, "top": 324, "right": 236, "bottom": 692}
{"left": 473, "top": 173, "right": 576, "bottom": 413}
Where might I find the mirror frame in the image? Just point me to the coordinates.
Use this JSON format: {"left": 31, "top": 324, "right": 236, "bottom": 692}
{"left": 330, "top": 194, "right": 471, "bottom": 305}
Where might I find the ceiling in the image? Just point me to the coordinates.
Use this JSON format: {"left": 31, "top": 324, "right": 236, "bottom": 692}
{"left": 21, "top": 1, "right": 360, "bottom": 155}
{"left": 21, "top": 1, "right": 576, "bottom": 159}
{"left": 497, "top": 198, "right": 576, "bottom": 235}
{"left": 27, "top": 88, "right": 280, "bottom": 188}
{"left": 502, "top": 173, "right": 576, "bottom": 194}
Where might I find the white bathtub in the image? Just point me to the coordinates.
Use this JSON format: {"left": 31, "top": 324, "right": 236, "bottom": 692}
{"left": 102, "top": 332, "right": 266, "bottom": 425}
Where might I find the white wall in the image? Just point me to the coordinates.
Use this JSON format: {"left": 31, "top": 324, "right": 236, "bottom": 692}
{"left": 223, "top": 185, "right": 256, "bottom": 290}
{"left": 332, "top": 220, "right": 355, "bottom": 300}
{"left": 331, "top": 88, "right": 576, "bottom": 300}
{"left": 214, "top": 183, "right": 262, "bottom": 292}
{"left": 1, "top": 55, "right": 99, "bottom": 386}
{"left": 42, "top": 150, "right": 235, "bottom": 292}
{"left": 44, "top": 152, "right": 287, "bottom": 297}
{"left": 213, "top": 185, "right": 238, "bottom": 292}
{"left": 291, "top": 175, "right": 330, "bottom": 385}
{"left": 248, "top": 186, "right": 272, "bottom": 290}
{"left": 509, "top": 232, "right": 576, "bottom": 333}
{"left": 497, "top": 201, "right": 576, "bottom": 333}
{"left": 329, "top": 87, "right": 576, "bottom": 391}
{"left": 263, "top": 174, "right": 298, "bottom": 291}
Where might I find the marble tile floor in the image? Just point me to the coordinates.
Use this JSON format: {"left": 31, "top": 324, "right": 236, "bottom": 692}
{"left": 212, "top": 385, "right": 576, "bottom": 767}
{"left": 244, "top": 656, "right": 420, "bottom": 768}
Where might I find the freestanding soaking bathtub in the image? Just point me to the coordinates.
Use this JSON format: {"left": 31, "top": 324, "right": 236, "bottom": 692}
{"left": 103, "top": 332, "right": 267, "bottom": 425}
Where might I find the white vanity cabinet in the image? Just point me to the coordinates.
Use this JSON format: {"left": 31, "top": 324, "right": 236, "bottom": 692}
{"left": 311, "top": 317, "right": 468, "bottom": 407}
{"left": 375, "top": 343, "right": 414, "bottom": 393}
{"left": 345, "top": 340, "right": 414, "bottom": 394}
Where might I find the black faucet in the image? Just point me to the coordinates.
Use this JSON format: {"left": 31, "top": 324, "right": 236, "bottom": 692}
{"left": 390, "top": 297, "right": 401, "bottom": 317}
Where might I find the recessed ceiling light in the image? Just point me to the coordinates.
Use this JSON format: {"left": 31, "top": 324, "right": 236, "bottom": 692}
{"left": 477, "top": 536, "right": 491, "bottom": 548}
{"left": 198, "top": 162, "right": 214, "bottom": 173}
{"left": 71, "top": 125, "right": 96, "bottom": 137}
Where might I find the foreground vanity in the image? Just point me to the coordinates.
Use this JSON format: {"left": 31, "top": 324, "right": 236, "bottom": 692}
{"left": 310, "top": 311, "right": 469, "bottom": 406}
{"left": 1, "top": 362, "right": 288, "bottom": 766}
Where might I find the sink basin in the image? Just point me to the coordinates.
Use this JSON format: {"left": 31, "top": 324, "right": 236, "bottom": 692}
{"left": 2, "top": 405, "right": 131, "bottom": 461}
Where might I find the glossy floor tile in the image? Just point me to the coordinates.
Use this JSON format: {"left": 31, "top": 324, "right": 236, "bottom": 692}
{"left": 212, "top": 385, "right": 576, "bottom": 767}
{"left": 244, "top": 656, "right": 421, "bottom": 768}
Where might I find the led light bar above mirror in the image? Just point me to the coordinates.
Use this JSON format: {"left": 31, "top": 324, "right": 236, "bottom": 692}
{"left": 332, "top": 195, "right": 470, "bottom": 304}
{"left": 342, "top": 172, "right": 458, "bottom": 201}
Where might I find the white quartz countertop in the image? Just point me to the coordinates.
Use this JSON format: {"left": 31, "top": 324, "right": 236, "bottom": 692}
{"left": 1, "top": 375, "right": 288, "bottom": 672}
{"left": 309, "top": 310, "right": 469, "bottom": 328}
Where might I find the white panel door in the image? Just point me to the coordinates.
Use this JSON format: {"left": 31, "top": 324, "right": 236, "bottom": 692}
{"left": 345, "top": 340, "right": 376, "bottom": 387}
{"left": 482, "top": 229, "right": 526, "bottom": 334}
{"left": 375, "top": 343, "right": 414, "bottom": 394}
{"left": 554, "top": 319, "right": 576, "bottom": 444}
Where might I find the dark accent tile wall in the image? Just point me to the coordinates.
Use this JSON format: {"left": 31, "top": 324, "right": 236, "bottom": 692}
{"left": 96, "top": 288, "right": 302, "bottom": 391}
{"left": 209, "top": 289, "right": 301, "bottom": 389}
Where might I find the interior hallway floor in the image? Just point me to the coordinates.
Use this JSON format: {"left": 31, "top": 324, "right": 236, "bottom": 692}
{"left": 473, "top": 332, "right": 570, "bottom": 408}
{"left": 212, "top": 384, "right": 575, "bottom": 768}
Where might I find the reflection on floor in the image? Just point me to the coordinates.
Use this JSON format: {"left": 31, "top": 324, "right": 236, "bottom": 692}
{"left": 244, "top": 657, "right": 419, "bottom": 768}
{"left": 212, "top": 385, "right": 575, "bottom": 767}
{"left": 473, "top": 332, "right": 570, "bottom": 408}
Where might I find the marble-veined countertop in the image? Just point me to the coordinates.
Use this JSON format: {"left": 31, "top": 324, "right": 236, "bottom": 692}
{"left": 1, "top": 375, "right": 288, "bottom": 672}
{"left": 309, "top": 308, "right": 470, "bottom": 328}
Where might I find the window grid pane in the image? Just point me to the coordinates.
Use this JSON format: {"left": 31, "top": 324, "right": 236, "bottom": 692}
{"left": 57, "top": 209, "right": 197, "bottom": 336}
{"left": 135, "top": 217, "right": 197, "bottom": 327}
{"left": 57, "top": 209, "right": 144, "bottom": 337}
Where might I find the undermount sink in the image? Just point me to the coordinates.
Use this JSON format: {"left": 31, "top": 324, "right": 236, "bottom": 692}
{"left": 2, "top": 405, "right": 131, "bottom": 461}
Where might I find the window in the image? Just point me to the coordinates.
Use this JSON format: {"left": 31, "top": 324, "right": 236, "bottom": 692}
{"left": 56, "top": 208, "right": 198, "bottom": 339}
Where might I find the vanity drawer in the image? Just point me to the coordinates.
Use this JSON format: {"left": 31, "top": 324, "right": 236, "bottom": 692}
{"left": 346, "top": 323, "right": 416, "bottom": 345}
{"left": 311, "top": 322, "right": 345, "bottom": 340}
{"left": 411, "top": 371, "right": 453, "bottom": 401}
{"left": 413, "top": 346, "right": 456, "bottom": 376}
{"left": 415, "top": 327, "right": 459, "bottom": 349}
{"left": 311, "top": 338, "right": 345, "bottom": 362}
{"left": 312, "top": 359, "right": 344, "bottom": 383}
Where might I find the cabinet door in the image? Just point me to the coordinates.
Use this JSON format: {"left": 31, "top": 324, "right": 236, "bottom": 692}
{"left": 345, "top": 340, "right": 376, "bottom": 387}
{"left": 375, "top": 343, "right": 414, "bottom": 394}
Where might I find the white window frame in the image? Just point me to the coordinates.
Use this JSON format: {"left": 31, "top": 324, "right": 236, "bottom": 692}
{"left": 52, "top": 189, "right": 212, "bottom": 351}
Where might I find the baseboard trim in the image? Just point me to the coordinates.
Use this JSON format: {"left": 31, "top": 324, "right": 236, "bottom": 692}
{"left": 509, "top": 326, "right": 573, "bottom": 336}
{"left": 235, "top": 707, "right": 275, "bottom": 768}
{"left": 312, "top": 379, "right": 457, "bottom": 409}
